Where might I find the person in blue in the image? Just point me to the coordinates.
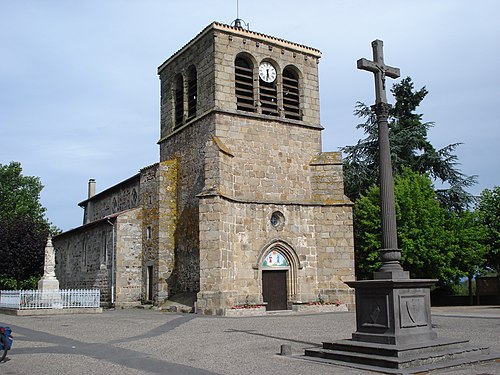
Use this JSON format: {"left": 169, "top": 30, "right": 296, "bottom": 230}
{"left": 0, "top": 324, "right": 13, "bottom": 362}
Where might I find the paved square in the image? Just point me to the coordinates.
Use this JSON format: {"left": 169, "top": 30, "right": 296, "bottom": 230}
{"left": 1, "top": 307, "right": 499, "bottom": 374}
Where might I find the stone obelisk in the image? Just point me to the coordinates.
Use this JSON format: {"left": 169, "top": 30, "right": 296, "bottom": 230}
{"left": 38, "top": 235, "right": 60, "bottom": 292}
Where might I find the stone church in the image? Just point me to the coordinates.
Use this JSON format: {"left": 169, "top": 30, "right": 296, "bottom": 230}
{"left": 53, "top": 22, "right": 355, "bottom": 315}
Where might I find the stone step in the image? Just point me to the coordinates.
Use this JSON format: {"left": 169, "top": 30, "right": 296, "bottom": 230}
{"left": 322, "top": 337, "right": 473, "bottom": 358}
{"left": 305, "top": 343, "right": 490, "bottom": 370}
{"left": 301, "top": 351, "right": 500, "bottom": 375}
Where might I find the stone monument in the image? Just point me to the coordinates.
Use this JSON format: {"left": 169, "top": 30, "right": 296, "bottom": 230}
{"left": 304, "top": 40, "right": 497, "bottom": 372}
{"left": 38, "top": 235, "right": 60, "bottom": 292}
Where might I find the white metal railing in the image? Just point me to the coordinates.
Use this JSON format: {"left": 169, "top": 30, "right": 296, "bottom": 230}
{"left": 0, "top": 289, "right": 100, "bottom": 310}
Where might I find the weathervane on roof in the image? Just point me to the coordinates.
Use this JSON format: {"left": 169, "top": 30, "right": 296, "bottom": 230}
{"left": 231, "top": 0, "right": 249, "bottom": 30}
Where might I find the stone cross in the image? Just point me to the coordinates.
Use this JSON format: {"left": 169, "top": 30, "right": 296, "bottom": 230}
{"left": 358, "top": 40, "right": 406, "bottom": 278}
{"left": 357, "top": 40, "right": 400, "bottom": 104}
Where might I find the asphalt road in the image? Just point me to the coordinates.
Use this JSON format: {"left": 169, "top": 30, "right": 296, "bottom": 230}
{"left": 1, "top": 306, "right": 499, "bottom": 375}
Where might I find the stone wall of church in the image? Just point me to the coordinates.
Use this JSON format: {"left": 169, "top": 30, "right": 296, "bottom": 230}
{"left": 114, "top": 208, "right": 143, "bottom": 307}
{"left": 140, "top": 161, "right": 178, "bottom": 305}
{"left": 197, "top": 196, "right": 355, "bottom": 315}
{"left": 212, "top": 112, "right": 324, "bottom": 202}
{"left": 54, "top": 208, "right": 143, "bottom": 307}
{"left": 159, "top": 114, "right": 216, "bottom": 295}
{"left": 140, "top": 163, "right": 160, "bottom": 303}
{"left": 310, "top": 152, "right": 347, "bottom": 203}
{"left": 83, "top": 176, "right": 140, "bottom": 224}
{"left": 158, "top": 30, "right": 215, "bottom": 140}
{"left": 195, "top": 112, "right": 355, "bottom": 314}
{"left": 54, "top": 221, "right": 114, "bottom": 304}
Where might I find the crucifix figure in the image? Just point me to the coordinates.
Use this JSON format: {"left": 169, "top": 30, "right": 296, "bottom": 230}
{"left": 357, "top": 39, "right": 400, "bottom": 104}
{"left": 357, "top": 40, "right": 407, "bottom": 278}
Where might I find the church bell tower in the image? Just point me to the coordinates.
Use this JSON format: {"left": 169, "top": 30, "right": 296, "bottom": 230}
{"left": 156, "top": 22, "right": 354, "bottom": 315}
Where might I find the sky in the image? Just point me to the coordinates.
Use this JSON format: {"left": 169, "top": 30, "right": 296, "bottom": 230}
{"left": 1, "top": 0, "right": 499, "bottom": 231}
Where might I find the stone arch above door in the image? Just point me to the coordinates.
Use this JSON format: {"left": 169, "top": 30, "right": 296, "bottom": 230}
{"left": 255, "top": 239, "right": 302, "bottom": 270}
{"left": 255, "top": 239, "right": 302, "bottom": 304}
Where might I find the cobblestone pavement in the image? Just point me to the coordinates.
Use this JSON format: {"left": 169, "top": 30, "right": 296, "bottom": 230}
{"left": 1, "top": 306, "right": 499, "bottom": 375}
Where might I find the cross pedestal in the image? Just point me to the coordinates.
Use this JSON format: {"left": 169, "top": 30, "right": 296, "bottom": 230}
{"left": 304, "top": 39, "right": 496, "bottom": 372}
{"left": 347, "top": 279, "right": 436, "bottom": 345}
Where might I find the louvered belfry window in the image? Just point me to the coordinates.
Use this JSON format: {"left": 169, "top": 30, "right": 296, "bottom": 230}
{"left": 187, "top": 66, "right": 197, "bottom": 120}
{"left": 283, "top": 67, "right": 300, "bottom": 120}
{"left": 174, "top": 75, "right": 184, "bottom": 127}
{"left": 235, "top": 56, "right": 255, "bottom": 112}
{"left": 260, "top": 78, "right": 278, "bottom": 116}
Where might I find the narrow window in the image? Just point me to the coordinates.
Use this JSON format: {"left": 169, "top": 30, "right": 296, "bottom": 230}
{"left": 174, "top": 75, "right": 184, "bottom": 127}
{"left": 66, "top": 243, "right": 71, "bottom": 274}
{"left": 235, "top": 56, "right": 255, "bottom": 112}
{"left": 81, "top": 238, "right": 87, "bottom": 270}
{"left": 147, "top": 264, "right": 154, "bottom": 302}
{"left": 100, "top": 231, "right": 108, "bottom": 266}
{"left": 103, "top": 233, "right": 108, "bottom": 265}
{"left": 187, "top": 66, "right": 197, "bottom": 120}
{"left": 146, "top": 226, "right": 152, "bottom": 240}
{"left": 283, "top": 67, "right": 301, "bottom": 120}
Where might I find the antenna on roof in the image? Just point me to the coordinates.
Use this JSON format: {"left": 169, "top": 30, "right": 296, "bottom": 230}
{"left": 231, "top": 0, "right": 249, "bottom": 30}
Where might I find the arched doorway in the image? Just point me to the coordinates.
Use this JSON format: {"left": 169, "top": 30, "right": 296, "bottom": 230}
{"left": 259, "top": 240, "right": 300, "bottom": 311}
{"left": 262, "top": 249, "right": 289, "bottom": 310}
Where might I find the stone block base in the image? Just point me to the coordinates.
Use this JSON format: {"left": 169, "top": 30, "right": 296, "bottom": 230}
{"left": 224, "top": 306, "right": 266, "bottom": 317}
{"left": 292, "top": 303, "right": 348, "bottom": 313}
{"left": 304, "top": 337, "right": 498, "bottom": 373}
{"left": 0, "top": 307, "right": 103, "bottom": 316}
{"left": 322, "top": 287, "right": 356, "bottom": 311}
{"left": 195, "top": 291, "right": 232, "bottom": 315}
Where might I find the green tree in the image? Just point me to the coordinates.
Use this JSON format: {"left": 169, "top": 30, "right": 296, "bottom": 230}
{"left": 342, "top": 77, "right": 477, "bottom": 211}
{"left": 0, "top": 216, "right": 48, "bottom": 288}
{"left": 446, "top": 209, "right": 488, "bottom": 303}
{"left": 354, "top": 168, "right": 486, "bottom": 287}
{"left": 0, "top": 161, "right": 51, "bottom": 289}
{"left": 477, "top": 186, "right": 500, "bottom": 273}
{"left": 0, "top": 161, "right": 47, "bottom": 225}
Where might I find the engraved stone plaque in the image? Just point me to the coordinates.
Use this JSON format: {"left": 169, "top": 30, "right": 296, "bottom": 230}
{"left": 399, "top": 295, "right": 428, "bottom": 328}
{"left": 360, "top": 296, "right": 389, "bottom": 329}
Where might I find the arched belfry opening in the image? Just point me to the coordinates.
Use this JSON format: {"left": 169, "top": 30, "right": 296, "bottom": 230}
{"left": 235, "top": 54, "right": 255, "bottom": 112}
{"left": 283, "top": 66, "right": 301, "bottom": 120}
{"left": 173, "top": 74, "right": 184, "bottom": 128}
{"left": 258, "top": 240, "right": 300, "bottom": 311}
{"left": 187, "top": 65, "right": 197, "bottom": 121}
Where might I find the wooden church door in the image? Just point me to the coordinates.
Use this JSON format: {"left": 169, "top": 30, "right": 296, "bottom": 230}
{"left": 262, "top": 270, "right": 288, "bottom": 310}
{"left": 261, "top": 248, "right": 290, "bottom": 310}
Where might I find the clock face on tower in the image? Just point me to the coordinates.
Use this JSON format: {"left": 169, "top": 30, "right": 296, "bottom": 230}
{"left": 259, "top": 62, "right": 276, "bottom": 83}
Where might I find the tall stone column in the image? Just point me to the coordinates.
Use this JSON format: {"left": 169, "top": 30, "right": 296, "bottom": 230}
{"left": 372, "top": 102, "right": 407, "bottom": 278}
{"left": 357, "top": 39, "right": 407, "bottom": 279}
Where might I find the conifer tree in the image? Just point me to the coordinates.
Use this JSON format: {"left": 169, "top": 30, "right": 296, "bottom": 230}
{"left": 342, "top": 77, "right": 477, "bottom": 211}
